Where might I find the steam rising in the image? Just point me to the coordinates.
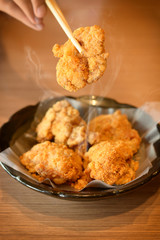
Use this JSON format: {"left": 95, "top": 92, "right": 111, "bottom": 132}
{"left": 24, "top": 46, "right": 62, "bottom": 99}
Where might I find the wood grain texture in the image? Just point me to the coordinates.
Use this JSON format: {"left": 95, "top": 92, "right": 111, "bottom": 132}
{"left": 0, "top": 0, "right": 160, "bottom": 239}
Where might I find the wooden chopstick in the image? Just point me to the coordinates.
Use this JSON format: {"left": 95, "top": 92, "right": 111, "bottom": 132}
{"left": 45, "top": 0, "right": 83, "bottom": 54}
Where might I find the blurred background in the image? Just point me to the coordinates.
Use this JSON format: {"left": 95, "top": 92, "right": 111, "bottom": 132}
{"left": 0, "top": 0, "right": 160, "bottom": 125}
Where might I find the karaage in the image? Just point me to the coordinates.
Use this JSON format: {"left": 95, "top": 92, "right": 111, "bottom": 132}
{"left": 84, "top": 140, "right": 139, "bottom": 185}
{"left": 36, "top": 100, "right": 87, "bottom": 152}
{"left": 20, "top": 102, "right": 141, "bottom": 190}
{"left": 88, "top": 110, "right": 141, "bottom": 153}
{"left": 20, "top": 141, "right": 83, "bottom": 185}
{"left": 53, "top": 25, "right": 109, "bottom": 92}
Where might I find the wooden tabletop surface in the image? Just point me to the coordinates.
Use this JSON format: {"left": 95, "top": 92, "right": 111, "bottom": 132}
{"left": 0, "top": 0, "right": 160, "bottom": 239}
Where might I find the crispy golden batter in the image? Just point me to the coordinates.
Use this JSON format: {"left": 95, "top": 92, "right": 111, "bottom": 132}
{"left": 56, "top": 55, "right": 88, "bottom": 91}
{"left": 85, "top": 140, "right": 139, "bottom": 185}
{"left": 72, "top": 168, "right": 92, "bottom": 190}
{"left": 52, "top": 25, "right": 109, "bottom": 92}
{"left": 20, "top": 141, "right": 83, "bottom": 184}
{"left": 36, "top": 100, "right": 87, "bottom": 150}
{"left": 21, "top": 103, "right": 141, "bottom": 189}
{"left": 88, "top": 110, "right": 141, "bottom": 153}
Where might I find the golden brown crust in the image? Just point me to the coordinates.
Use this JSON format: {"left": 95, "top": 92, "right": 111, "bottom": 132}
{"left": 20, "top": 141, "right": 83, "bottom": 184}
{"left": 21, "top": 104, "right": 141, "bottom": 189}
{"left": 73, "top": 25, "right": 105, "bottom": 57}
{"left": 87, "top": 53, "right": 108, "bottom": 83}
{"left": 36, "top": 100, "right": 87, "bottom": 149}
{"left": 72, "top": 168, "right": 92, "bottom": 190}
{"left": 88, "top": 110, "right": 141, "bottom": 153}
{"left": 52, "top": 25, "right": 109, "bottom": 92}
{"left": 85, "top": 140, "right": 139, "bottom": 185}
{"left": 56, "top": 55, "right": 88, "bottom": 92}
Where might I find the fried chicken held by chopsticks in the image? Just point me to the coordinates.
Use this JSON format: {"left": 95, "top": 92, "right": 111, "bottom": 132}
{"left": 36, "top": 100, "right": 87, "bottom": 156}
{"left": 53, "top": 25, "right": 109, "bottom": 92}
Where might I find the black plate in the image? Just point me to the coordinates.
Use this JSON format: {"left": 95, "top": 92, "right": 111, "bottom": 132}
{"left": 0, "top": 96, "right": 160, "bottom": 201}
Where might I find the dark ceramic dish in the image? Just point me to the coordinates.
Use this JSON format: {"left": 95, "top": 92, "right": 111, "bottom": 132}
{"left": 0, "top": 96, "right": 160, "bottom": 201}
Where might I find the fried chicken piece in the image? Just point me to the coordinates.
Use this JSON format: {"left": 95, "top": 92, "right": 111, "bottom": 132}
{"left": 56, "top": 55, "right": 88, "bottom": 92}
{"left": 20, "top": 141, "right": 83, "bottom": 185}
{"left": 88, "top": 110, "right": 141, "bottom": 154}
{"left": 72, "top": 168, "right": 92, "bottom": 190}
{"left": 84, "top": 140, "right": 139, "bottom": 185}
{"left": 53, "top": 25, "right": 109, "bottom": 92}
{"left": 36, "top": 100, "right": 87, "bottom": 151}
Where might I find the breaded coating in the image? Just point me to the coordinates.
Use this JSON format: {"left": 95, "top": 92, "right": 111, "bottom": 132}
{"left": 84, "top": 140, "right": 139, "bottom": 185}
{"left": 56, "top": 55, "right": 88, "bottom": 91}
{"left": 72, "top": 168, "right": 92, "bottom": 190}
{"left": 88, "top": 110, "right": 141, "bottom": 153}
{"left": 52, "top": 25, "right": 109, "bottom": 92}
{"left": 20, "top": 141, "right": 83, "bottom": 185}
{"left": 21, "top": 102, "right": 142, "bottom": 189}
{"left": 36, "top": 100, "right": 87, "bottom": 150}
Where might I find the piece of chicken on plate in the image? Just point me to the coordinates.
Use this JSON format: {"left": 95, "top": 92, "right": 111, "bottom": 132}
{"left": 84, "top": 140, "right": 139, "bottom": 185}
{"left": 20, "top": 141, "right": 83, "bottom": 185}
{"left": 88, "top": 110, "right": 141, "bottom": 154}
{"left": 36, "top": 100, "right": 87, "bottom": 155}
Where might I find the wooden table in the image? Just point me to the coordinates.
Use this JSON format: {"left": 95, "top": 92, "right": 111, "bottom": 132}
{"left": 0, "top": 0, "right": 160, "bottom": 239}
